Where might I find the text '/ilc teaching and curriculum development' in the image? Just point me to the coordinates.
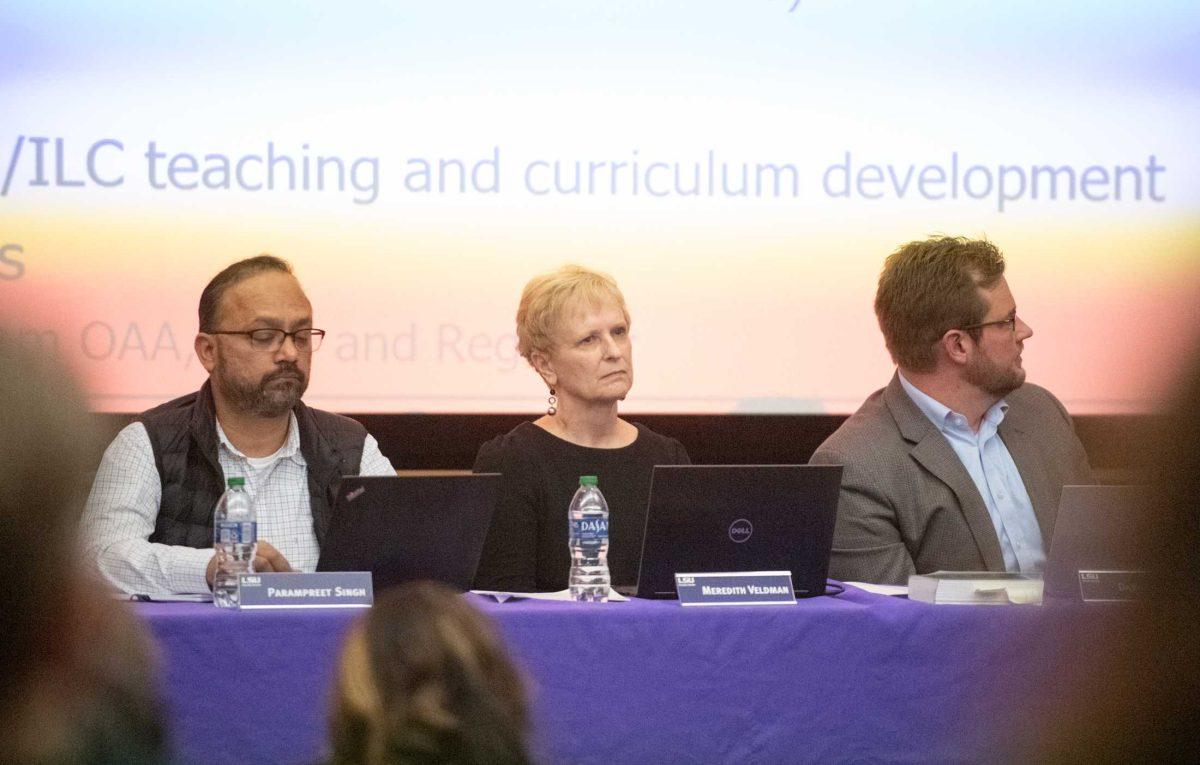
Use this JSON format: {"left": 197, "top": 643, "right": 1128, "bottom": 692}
{"left": 2, "top": 137, "right": 1167, "bottom": 212}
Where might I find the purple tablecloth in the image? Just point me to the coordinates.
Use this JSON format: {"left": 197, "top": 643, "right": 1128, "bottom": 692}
{"left": 137, "top": 587, "right": 1117, "bottom": 764}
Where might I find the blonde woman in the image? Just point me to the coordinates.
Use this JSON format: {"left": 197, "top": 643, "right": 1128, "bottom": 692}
{"left": 473, "top": 265, "right": 689, "bottom": 592}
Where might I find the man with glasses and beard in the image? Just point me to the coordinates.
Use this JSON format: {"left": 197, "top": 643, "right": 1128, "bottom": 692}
{"left": 810, "top": 237, "right": 1093, "bottom": 585}
{"left": 83, "top": 256, "right": 396, "bottom": 596}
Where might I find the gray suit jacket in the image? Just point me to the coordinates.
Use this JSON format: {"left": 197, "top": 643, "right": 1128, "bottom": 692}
{"left": 810, "top": 373, "right": 1094, "bottom": 584}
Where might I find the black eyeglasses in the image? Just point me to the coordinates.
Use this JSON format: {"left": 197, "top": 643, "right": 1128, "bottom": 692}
{"left": 207, "top": 328, "right": 326, "bottom": 352}
{"left": 961, "top": 316, "right": 1017, "bottom": 333}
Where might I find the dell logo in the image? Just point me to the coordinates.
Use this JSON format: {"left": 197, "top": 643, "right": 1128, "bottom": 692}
{"left": 728, "top": 519, "right": 753, "bottom": 543}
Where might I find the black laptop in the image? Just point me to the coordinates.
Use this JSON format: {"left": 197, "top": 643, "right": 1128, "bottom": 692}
{"left": 316, "top": 474, "right": 499, "bottom": 592}
{"left": 1043, "top": 485, "right": 1152, "bottom": 599}
{"left": 624, "top": 465, "right": 843, "bottom": 599}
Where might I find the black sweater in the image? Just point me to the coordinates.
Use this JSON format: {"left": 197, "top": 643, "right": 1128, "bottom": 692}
{"left": 472, "top": 421, "right": 690, "bottom": 592}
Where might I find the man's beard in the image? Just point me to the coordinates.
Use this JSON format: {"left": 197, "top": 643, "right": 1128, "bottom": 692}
{"left": 215, "top": 360, "right": 308, "bottom": 418}
{"left": 964, "top": 350, "right": 1025, "bottom": 398}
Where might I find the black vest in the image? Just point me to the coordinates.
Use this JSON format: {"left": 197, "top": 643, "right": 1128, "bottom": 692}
{"left": 138, "top": 381, "right": 367, "bottom": 549}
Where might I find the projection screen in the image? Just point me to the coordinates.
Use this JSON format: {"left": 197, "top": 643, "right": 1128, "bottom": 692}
{"left": 2, "top": 0, "right": 1198, "bottom": 414}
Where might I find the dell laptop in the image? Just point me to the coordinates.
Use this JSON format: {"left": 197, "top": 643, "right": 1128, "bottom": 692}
{"left": 625, "top": 464, "right": 843, "bottom": 599}
{"left": 317, "top": 474, "right": 499, "bottom": 592}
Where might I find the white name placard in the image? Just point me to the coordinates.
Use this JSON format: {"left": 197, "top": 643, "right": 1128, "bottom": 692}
{"left": 675, "top": 571, "right": 796, "bottom": 606}
{"left": 238, "top": 572, "right": 373, "bottom": 609}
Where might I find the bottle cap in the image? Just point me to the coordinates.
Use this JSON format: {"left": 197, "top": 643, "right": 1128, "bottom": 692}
{"left": 227, "top": 477, "right": 246, "bottom": 488}
{"left": 579, "top": 475, "right": 598, "bottom": 486}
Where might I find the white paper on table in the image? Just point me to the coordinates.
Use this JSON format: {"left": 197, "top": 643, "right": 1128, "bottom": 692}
{"left": 115, "top": 592, "right": 215, "bottom": 603}
{"left": 471, "top": 588, "right": 628, "bottom": 603}
{"left": 845, "top": 582, "right": 909, "bottom": 597}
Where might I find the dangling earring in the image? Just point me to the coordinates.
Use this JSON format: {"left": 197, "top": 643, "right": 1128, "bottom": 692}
{"left": 547, "top": 388, "right": 557, "bottom": 416}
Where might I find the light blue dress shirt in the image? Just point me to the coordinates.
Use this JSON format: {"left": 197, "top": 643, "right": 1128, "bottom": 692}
{"left": 898, "top": 373, "right": 1046, "bottom": 573}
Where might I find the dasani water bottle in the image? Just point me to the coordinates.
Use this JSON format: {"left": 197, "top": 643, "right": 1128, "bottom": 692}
{"left": 568, "top": 475, "right": 610, "bottom": 602}
{"left": 213, "top": 476, "right": 256, "bottom": 608}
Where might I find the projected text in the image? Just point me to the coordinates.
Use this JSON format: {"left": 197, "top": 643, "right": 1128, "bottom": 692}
{"left": 0, "top": 135, "right": 1171, "bottom": 213}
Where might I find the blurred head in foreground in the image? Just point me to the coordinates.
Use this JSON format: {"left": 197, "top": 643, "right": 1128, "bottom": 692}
{"left": 1032, "top": 354, "right": 1200, "bottom": 762}
{"left": 330, "top": 582, "right": 532, "bottom": 765}
{"left": 0, "top": 336, "right": 165, "bottom": 763}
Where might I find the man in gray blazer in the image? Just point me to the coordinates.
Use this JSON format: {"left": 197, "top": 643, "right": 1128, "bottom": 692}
{"left": 811, "top": 236, "right": 1093, "bottom": 585}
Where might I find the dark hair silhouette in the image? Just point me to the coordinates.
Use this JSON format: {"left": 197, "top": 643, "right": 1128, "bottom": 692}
{"left": 330, "top": 582, "right": 533, "bottom": 765}
{"left": 0, "top": 336, "right": 166, "bottom": 763}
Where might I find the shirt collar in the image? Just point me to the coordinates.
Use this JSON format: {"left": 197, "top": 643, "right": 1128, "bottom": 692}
{"left": 897, "top": 371, "right": 1009, "bottom": 436}
{"left": 215, "top": 411, "right": 304, "bottom": 464}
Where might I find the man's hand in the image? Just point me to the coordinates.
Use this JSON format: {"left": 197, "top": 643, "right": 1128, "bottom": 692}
{"left": 252, "top": 541, "right": 294, "bottom": 574}
{"left": 205, "top": 541, "right": 295, "bottom": 588}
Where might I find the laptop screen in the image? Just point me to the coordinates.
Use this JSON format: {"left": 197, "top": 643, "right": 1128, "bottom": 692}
{"left": 632, "top": 465, "right": 842, "bottom": 599}
{"left": 317, "top": 474, "right": 499, "bottom": 592}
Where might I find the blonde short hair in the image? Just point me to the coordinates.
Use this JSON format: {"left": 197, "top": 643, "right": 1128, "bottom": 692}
{"left": 515, "top": 264, "right": 630, "bottom": 361}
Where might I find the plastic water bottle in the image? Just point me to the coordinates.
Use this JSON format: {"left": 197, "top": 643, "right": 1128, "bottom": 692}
{"left": 568, "top": 475, "right": 610, "bottom": 602}
{"left": 212, "top": 476, "right": 256, "bottom": 608}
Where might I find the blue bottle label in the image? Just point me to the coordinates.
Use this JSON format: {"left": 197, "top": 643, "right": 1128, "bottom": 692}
{"left": 571, "top": 517, "right": 608, "bottom": 551}
{"left": 216, "top": 521, "right": 257, "bottom": 544}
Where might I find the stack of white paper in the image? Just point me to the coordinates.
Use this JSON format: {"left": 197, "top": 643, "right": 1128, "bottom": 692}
{"left": 908, "top": 572, "right": 1043, "bottom": 605}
